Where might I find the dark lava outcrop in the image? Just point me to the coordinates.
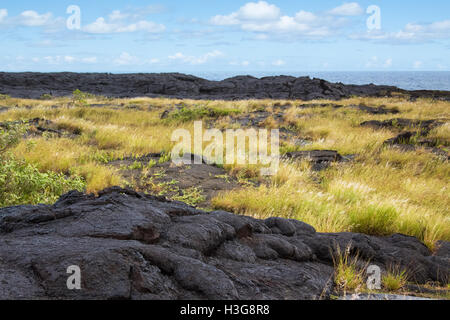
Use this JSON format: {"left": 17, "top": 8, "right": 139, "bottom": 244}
{"left": 361, "top": 118, "right": 445, "bottom": 134}
{"left": 283, "top": 150, "right": 354, "bottom": 171}
{"left": 2, "top": 72, "right": 449, "bottom": 101}
{"left": 0, "top": 187, "right": 448, "bottom": 300}
{"left": 361, "top": 118, "right": 449, "bottom": 159}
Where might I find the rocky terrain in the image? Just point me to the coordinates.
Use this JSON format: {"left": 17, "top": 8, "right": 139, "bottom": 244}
{"left": 0, "top": 187, "right": 448, "bottom": 300}
{"left": 1, "top": 72, "right": 450, "bottom": 100}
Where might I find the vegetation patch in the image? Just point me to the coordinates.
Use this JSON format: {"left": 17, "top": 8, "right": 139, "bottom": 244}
{"left": 0, "top": 95, "right": 448, "bottom": 251}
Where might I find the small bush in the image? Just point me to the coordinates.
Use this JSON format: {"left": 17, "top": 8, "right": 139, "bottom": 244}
{"left": 147, "top": 159, "right": 157, "bottom": 168}
{"left": 0, "top": 159, "right": 86, "bottom": 207}
{"left": 173, "top": 187, "right": 206, "bottom": 207}
{"left": 40, "top": 93, "right": 53, "bottom": 100}
{"left": 0, "top": 123, "right": 27, "bottom": 154}
{"left": 72, "top": 89, "right": 95, "bottom": 106}
{"left": 128, "top": 161, "right": 143, "bottom": 170}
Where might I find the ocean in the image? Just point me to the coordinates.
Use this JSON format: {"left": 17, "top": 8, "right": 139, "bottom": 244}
{"left": 193, "top": 71, "right": 450, "bottom": 91}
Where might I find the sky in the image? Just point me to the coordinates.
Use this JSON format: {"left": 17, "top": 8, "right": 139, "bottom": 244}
{"left": 0, "top": 0, "right": 449, "bottom": 73}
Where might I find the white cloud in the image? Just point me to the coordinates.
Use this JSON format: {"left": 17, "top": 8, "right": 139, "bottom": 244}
{"left": 413, "top": 61, "right": 423, "bottom": 69}
{"left": 384, "top": 58, "right": 393, "bottom": 68}
{"left": 17, "top": 10, "right": 53, "bottom": 27}
{"left": 64, "top": 56, "right": 75, "bottom": 63}
{"left": 114, "top": 52, "right": 140, "bottom": 65}
{"left": 328, "top": 3, "right": 363, "bottom": 16}
{"left": 0, "top": 9, "right": 65, "bottom": 32}
{"left": 351, "top": 19, "right": 450, "bottom": 43}
{"left": 32, "top": 55, "right": 98, "bottom": 65}
{"left": 82, "top": 57, "right": 98, "bottom": 64}
{"left": 116, "top": 21, "right": 164, "bottom": 33}
{"left": 0, "top": 9, "right": 7, "bottom": 22}
{"left": 83, "top": 11, "right": 165, "bottom": 34}
{"left": 295, "top": 11, "right": 317, "bottom": 23}
{"left": 169, "top": 50, "right": 224, "bottom": 65}
{"left": 365, "top": 56, "right": 393, "bottom": 69}
{"left": 43, "top": 56, "right": 63, "bottom": 65}
{"left": 108, "top": 10, "right": 129, "bottom": 22}
{"left": 237, "top": 1, "right": 281, "bottom": 21}
{"left": 210, "top": 2, "right": 353, "bottom": 39}
{"left": 272, "top": 59, "right": 285, "bottom": 66}
{"left": 0, "top": 9, "right": 58, "bottom": 27}
{"left": 230, "top": 60, "right": 250, "bottom": 67}
{"left": 211, "top": 1, "right": 280, "bottom": 25}
{"left": 210, "top": 14, "right": 240, "bottom": 26}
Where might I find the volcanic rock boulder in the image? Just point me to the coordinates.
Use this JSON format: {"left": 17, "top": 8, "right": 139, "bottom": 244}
{"left": 361, "top": 118, "right": 445, "bottom": 134}
{"left": 0, "top": 187, "right": 448, "bottom": 300}
{"left": 282, "top": 150, "right": 352, "bottom": 171}
{"left": 361, "top": 118, "right": 449, "bottom": 159}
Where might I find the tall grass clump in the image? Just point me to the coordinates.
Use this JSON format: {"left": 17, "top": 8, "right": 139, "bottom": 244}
{"left": 382, "top": 267, "right": 408, "bottom": 292}
{"left": 332, "top": 244, "right": 366, "bottom": 294}
{"left": 348, "top": 205, "right": 399, "bottom": 235}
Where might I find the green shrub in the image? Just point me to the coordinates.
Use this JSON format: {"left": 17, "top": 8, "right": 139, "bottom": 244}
{"left": 0, "top": 123, "right": 85, "bottom": 207}
{"left": 40, "top": 93, "right": 53, "bottom": 100}
{"left": 128, "top": 161, "right": 143, "bottom": 170}
{"left": 0, "top": 159, "right": 86, "bottom": 207}
{"left": 172, "top": 187, "right": 206, "bottom": 207}
{"left": 72, "top": 89, "right": 95, "bottom": 106}
{"left": 0, "top": 123, "right": 27, "bottom": 154}
{"left": 147, "top": 159, "right": 157, "bottom": 168}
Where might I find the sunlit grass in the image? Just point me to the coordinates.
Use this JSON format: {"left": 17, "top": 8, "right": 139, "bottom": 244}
{"left": 0, "top": 95, "right": 448, "bottom": 250}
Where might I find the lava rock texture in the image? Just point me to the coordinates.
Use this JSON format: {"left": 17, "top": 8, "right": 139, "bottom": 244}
{"left": 0, "top": 187, "right": 448, "bottom": 300}
{"left": 1, "top": 72, "right": 450, "bottom": 100}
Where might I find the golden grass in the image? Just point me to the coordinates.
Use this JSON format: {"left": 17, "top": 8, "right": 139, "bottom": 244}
{"left": 0, "top": 95, "right": 448, "bottom": 250}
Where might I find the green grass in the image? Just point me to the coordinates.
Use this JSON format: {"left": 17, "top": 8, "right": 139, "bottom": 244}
{"left": 0, "top": 158, "right": 86, "bottom": 207}
{"left": 382, "top": 268, "right": 408, "bottom": 292}
{"left": 164, "top": 104, "right": 241, "bottom": 123}
{"left": 348, "top": 205, "right": 399, "bottom": 236}
{"left": 333, "top": 245, "right": 366, "bottom": 294}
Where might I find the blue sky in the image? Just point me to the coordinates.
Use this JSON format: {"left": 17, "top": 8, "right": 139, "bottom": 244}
{"left": 0, "top": 0, "right": 449, "bottom": 73}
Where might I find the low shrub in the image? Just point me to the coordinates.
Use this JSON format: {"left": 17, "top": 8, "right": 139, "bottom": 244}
{"left": 0, "top": 159, "right": 86, "bottom": 207}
